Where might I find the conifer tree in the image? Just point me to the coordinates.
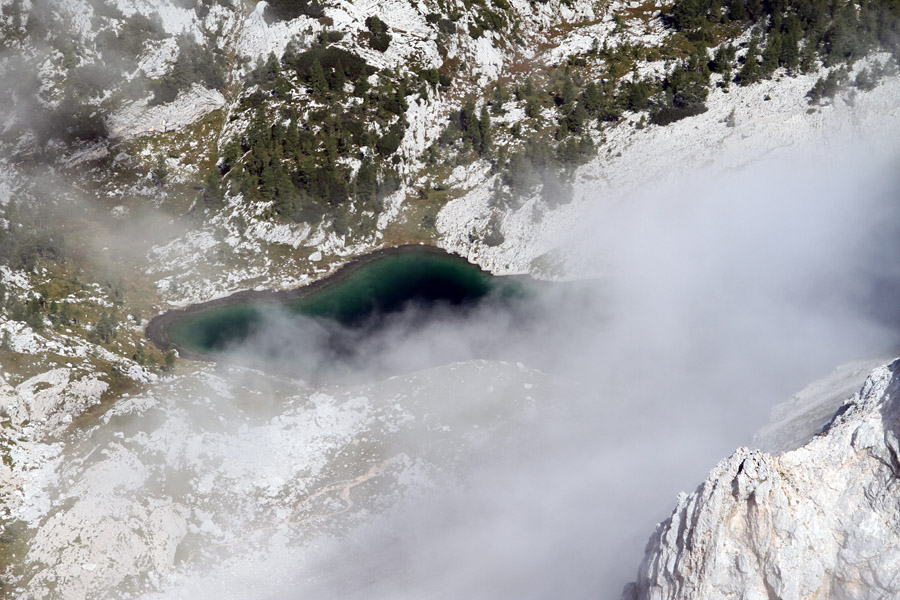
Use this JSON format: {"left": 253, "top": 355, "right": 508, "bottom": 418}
{"left": 201, "top": 168, "right": 225, "bottom": 208}
{"left": 581, "top": 81, "right": 602, "bottom": 115}
{"left": 264, "top": 52, "right": 280, "bottom": 81}
{"left": 308, "top": 59, "right": 328, "bottom": 95}
{"left": 164, "top": 349, "right": 177, "bottom": 371}
{"left": 333, "top": 58, "right": 347, "bottom": 90}
{"left": 490, "top": 84, "right": 506, "bottom": 114}
{"left": 284, "top": 118, "right": 300, "bottom": 152}
{"left": 780, "top": 30, "right": 800, "bottom": 72}
{"left": 728, "top": 0, "right": 747, "bottom": 21}
{"left": 761, "top": 30, "right": 782, "bottom": 76}
{"left": 561, "top": 72, "right": 576, "bottom": 105}
{"left": 478, "top": 105, "right": 492, "bottom": 154}
{"left": 355, "top": 156, "right": 377, "bottom": 205}
{"left": 738, "top": 35, "right": 762, "bottom": 85}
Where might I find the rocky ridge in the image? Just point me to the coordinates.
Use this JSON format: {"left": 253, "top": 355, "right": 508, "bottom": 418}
{"left": 624, "top": 358, "right": 900, "bottom": 600}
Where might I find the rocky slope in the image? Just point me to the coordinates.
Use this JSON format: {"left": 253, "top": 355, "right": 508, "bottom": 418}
{"left": 4, "top": 359, "right": 558, "bottom": 599}
{"left": 1, "top": 0, "right": 900, "bottom": 597}
{"left": 624, "top": 358, "right": 900, "bottom": 600}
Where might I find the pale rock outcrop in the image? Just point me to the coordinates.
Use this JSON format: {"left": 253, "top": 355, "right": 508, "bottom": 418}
{"left": 623, "top": 359, "right": 900, "bottom": 600}
{"left": 107, "top": 85, "right": 226, "bottom": 140}
{"left": 0, "top": 369, "right": 108, "bottom": 434}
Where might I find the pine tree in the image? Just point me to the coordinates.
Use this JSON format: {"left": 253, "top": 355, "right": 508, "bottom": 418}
{"left": 164, "top": 349, "right": 177, "bottom": 371}
{"left": 565, "top": 101, "right": 588, "bottom": 133}
{"left": 353, "top": 74, "right": 370, "bottom": 97}
{"left": 273, "top": 165, "right": 295, "bottom": 214}
{"left": 201, "top": 168, "right": 225, "bottom": 208}
{"left": 761, "top": 30, "right": 782, "bottom": 76}
{"left": 478, "top": 104, "right": 492, "bottom": 155}
{"left": 780, "top": 30, "right": 800, "bottom": 73}
{"left": 284, "top": 118, "right": 300, "bottom": 152}
{"left": 308, "top": 59, "right": 328, "bottom": 95}
{"left": 94, "top": 311, "right": 118, "bottom": 343}
{"left": 333, "top": 58, "right": 347, "bottom": 91}
{"left": 525, "top": 95, "right": 542, "bottom": 119}
{"left": 561, "top": 72, "right": 576, "bottom": 106}
{"left": 799, "top": 43, "right": 817, "bottom": 73}
{"left": 490, "top": 84, "right": 506, "bottom": 114}
{"left": 152, "top": 155, "right": 168, "bottom": 187}
{"left": 738, "top": 35, "right": 762, "bottom": 85}
{"left": 355, "top": 156, "right": 378, "bottom": 205}
{"left": 728, "top": 0, "right": 747, "bottom": 21}
{"left": 264, "top": 52, "right": 280, "bottom": 82}
{"left": 581, "top": 81, "right": 602, "bottom": 115}
{"left": 746, "top": 0, "right": 762, "bottom": 19}
{"left": 25, "top": 297, "right": 43, "bottom": 331}
{"left": 323, "top": 134, "right": 338, "bottom": 169}
{"left": 460, "top": 99, "right": 476, "bottom": 132}
{"left": 134, "top": 342, "right": 147, "bottom": 365}
{"left": 259, "top": 161, "right": 277, "bottom": 201}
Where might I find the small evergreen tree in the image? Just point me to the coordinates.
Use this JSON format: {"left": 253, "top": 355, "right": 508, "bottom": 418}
{"left": 308, "top": 59, "right": 328, "bottom": 95}
{"left": 561, "top": 72, "right": 576, "bottom": 105}
{"left": 780, "top": 31, "right": 800, "bottom": 73}
{"left": 760, "top": 30, "right": 782, "bottom": 76}
{"left": 332, "top": 58, "right": 347, "bottom": 90}
{"left": 164, "top": 349, "right": 177, "bottom": 371}
{"left": 478, "top": 104, "right": 492, "bottom": 155}
{"left": 365, "top": 16, "right": 392, "bottom": 51}
{"left": 738, "top": 35, "right": 762, "bottom": 85}
{"left": 94, "top": 311, "right": 118, "bottom": 343}
{"left": 581, "top": 81, "right": 603, "bottom": 115}
{"left": 201, "top": 168, "right": 225, "bottom": 209}
{"left": 355, "top": 156, "right": 378, "bottom": 205}
{"left": 490, "top": 84, "right": 506, "bottom": 114}
{"left": 151, "top": 155, "right": 168, "bottom": 187}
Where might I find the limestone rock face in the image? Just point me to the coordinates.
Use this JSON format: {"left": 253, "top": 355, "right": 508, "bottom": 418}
{"left": 624, "top": 359, "right": 900, "bottom": 600}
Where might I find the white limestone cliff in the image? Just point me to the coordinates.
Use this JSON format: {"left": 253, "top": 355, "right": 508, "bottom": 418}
{"left": 623, "top": 358, "right": 900, "bottom": 600}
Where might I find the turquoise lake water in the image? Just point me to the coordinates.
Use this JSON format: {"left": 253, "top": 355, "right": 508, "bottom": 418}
{"left": 161, "top": 248, "right": 524, "bottom": 358}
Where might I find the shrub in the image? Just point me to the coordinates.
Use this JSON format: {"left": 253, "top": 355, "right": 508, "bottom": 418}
{"left": 437, "top": 18, "right": 457, "bottom": 34}
{"left": 93, "top": 311, "right": 118, "bottom": 343}
{"left": 854, "top": 67, "right": 878, "bottom": 91}
{"left": 365, "top": 16, "right": 392, "bottom": 52}
{"left": 284, "top": 45, "right": 374, "bottom": 84}
{"left": 419, "top": 68, "right": 440, "bottom": 87}
{"left": 475, "top": 8, "right": 505, "bottom": 32}
{"left": 264, "top": 0, "right": 325, "bottom": 24}
{"left": 807, "top": 68, "right": 847, "bottom": 103}
{"left": 376, "top": 122, "right": 405, "bottom": 156}
{"left": 649, "top": 103, "right": 708, "bottom": 125}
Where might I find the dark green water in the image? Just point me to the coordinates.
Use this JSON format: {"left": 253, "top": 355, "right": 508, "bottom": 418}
{"left": 159, "top": 248, "right": 523, "bottom": 358}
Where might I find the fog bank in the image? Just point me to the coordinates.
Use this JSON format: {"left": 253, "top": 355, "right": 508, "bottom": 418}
{"left": 145, "top": 146, "right": 900, "bottom": 599}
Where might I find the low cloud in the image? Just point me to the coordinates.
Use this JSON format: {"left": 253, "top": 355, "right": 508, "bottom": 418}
{"left": 151, "top": 144, "right": 900, "bottom": 599}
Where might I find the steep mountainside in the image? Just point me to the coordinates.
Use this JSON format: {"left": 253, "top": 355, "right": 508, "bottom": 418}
{"left": 1, "top": 0, "right": 900, "bottom": 597}
{"left": 0, "top": 0, "right": 896, "bottom": 419}
{"left": 623, "top": 359, "right": 900, "bottom": 600}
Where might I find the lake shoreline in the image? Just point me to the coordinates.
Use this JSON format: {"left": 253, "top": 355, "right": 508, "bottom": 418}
{"left": 145, "top": 244, "right": 493, "bottom": 359}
